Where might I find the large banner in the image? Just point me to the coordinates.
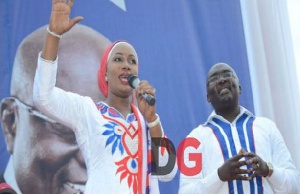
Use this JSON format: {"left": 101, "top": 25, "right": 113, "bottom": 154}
{"left": 1, "top": 1, "right": 254, "bottom": 193}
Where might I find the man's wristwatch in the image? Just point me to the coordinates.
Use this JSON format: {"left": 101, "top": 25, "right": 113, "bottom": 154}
{"left": 265, "top": 162, "right": 274, "bottom": 177}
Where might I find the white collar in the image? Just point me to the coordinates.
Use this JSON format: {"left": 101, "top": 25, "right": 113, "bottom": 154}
{"left": 206, "top": 106, "right": 254, "bottom": 124}
{"left": 4, "top": 157, "right": 22, "bottom": 194}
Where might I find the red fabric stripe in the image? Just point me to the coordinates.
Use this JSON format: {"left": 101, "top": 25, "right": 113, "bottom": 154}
{"left": 131, "top": 104, "right": 144, "bottom": 194}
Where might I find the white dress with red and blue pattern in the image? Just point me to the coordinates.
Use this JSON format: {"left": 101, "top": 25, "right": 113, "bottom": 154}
{"left": 33, "top": 54, "right": 176, "bottom": 194}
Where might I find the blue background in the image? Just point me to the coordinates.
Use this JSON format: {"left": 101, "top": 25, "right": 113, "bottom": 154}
{"left": 0, "top": 1, "right": 253, "bottom": 193}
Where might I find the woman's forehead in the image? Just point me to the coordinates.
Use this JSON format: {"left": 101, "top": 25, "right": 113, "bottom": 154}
{"left": 108, "top": 42, "right": 137, "bottom": 58}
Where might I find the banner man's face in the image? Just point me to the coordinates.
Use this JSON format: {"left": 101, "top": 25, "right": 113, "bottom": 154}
{"left": 1, "top": 97, "right": 86, "bottom": 194}
{"left": 0, "top": 24, "right": 110, "bottom": 194}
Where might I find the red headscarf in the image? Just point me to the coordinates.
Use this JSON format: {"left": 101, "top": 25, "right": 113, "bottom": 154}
{"left": 0, "top": 182, "right": 17, "bottom": 194}
{"left": 98, "top": 40, "right": 128, "bottom": 97}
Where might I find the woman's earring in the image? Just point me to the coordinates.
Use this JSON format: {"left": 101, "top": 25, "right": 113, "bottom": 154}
{"left": 105, "top": 76, "right": 108, "bottom": 81}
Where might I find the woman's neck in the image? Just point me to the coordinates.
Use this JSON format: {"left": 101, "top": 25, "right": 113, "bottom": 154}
{"left": 104, "top": 96, "right": 132, "bottom": 118}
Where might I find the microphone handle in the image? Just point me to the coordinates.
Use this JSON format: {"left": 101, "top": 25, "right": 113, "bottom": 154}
{"left": 142, "top": 93, "right": 156, "bottom": 106}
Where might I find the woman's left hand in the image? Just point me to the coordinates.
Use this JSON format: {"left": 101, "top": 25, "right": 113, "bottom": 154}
{"left": 135, "top": 80, "right": 157, "bottom": 121}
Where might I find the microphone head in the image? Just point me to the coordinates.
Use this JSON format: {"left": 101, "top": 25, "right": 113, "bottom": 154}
{"left": 127, "top": 74, "right": 138, "bottom": 88}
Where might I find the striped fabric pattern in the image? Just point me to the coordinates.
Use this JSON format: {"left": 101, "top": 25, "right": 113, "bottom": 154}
{"left": 205, "top": 113, "right": 263, "bottom": 194}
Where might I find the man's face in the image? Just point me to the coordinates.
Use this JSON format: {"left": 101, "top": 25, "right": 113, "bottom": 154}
{"left": 1, "top": 24, "right": 110, "bottom": 194}
{"left": 3, "top": 97, "right": 86, "bottom": 194}
{"left": 206, "top": 63, "right": 241, "bottom": 111}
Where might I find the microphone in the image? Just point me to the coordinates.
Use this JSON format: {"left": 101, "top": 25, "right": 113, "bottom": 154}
{"left": 127, "top": 74, "right": 156, "bottom": 106}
